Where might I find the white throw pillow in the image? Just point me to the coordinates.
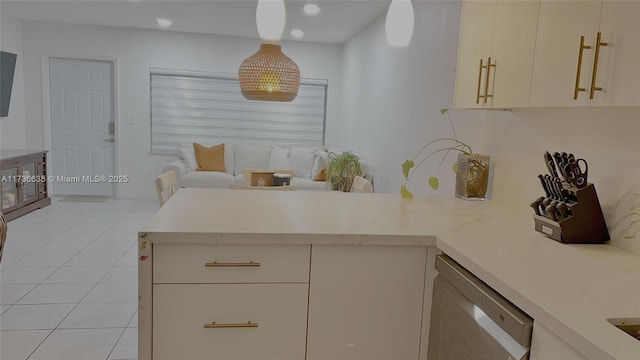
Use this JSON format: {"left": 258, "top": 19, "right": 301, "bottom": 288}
{"left": 224, "top": 144, "right": 235, "bottom": 175}
{"left": 178, "top": 146, "right": 198, "bottom": 171}
{"left": 269, "top": 146, "right": 291, "bottom": 169}
{"left": 289, "top": 147, "right": 317, "bottom": 178}
{"left": 235, "top": 144, "right": 271, "bottom": 176}
{"left": 311, "top": 149, "right": 329, "bottom": 180}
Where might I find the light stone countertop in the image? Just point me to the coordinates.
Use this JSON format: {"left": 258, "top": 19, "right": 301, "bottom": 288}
{"left": 142, "top": 188, "right": 640, "bottom": 360}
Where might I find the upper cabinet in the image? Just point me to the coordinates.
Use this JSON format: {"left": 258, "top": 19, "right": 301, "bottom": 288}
{"left": 454, "top": 0, "right": 540, "bottom": 109}
{"left": 456, "top": 0, "right": 640, "bottom": 108}
{"left": 590, "top": 1, "right": 640, "bottom": 106}
{"left": 531, "top": 1, "right": 640, "bottom": 107}
{"left": 454, "top": 1, "right": 496, "bottom": 109}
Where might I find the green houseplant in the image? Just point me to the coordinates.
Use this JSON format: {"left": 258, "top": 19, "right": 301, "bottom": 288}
{"left": 401, "top": 109, "right": 489, "bottom": 199}
{"left": 328, "top": 152, "right": 363, "bottom": 192}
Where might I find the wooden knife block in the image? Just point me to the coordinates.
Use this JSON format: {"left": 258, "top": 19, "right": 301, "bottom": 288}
{"left": 533, "top": 183, "right": 610, "bottom": 244}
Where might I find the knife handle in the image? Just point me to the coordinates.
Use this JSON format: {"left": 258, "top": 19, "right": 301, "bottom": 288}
{"left": 545, "top": 152, "right": 558, "bottom": 178}
{"left": 530, "top": 197, "right": 544, "bottom": 216}
{"left": 538, "top": 174, "right": 551, "bottom": 198}
{"left": 545, "top": 201, "right": 559, "bottom": 221}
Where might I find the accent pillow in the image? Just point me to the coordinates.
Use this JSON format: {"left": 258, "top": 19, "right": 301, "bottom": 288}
{"left": 193, "top": 143, "right": 226, "bottom": 172}
{"left": 269, "top": 146, "right": 291, "bottom": 169}
{"left": 178, "top": 146, "right": 198, "bottom": 171}
{"left": 314, "top": 169, "right": 327, "bottom": 181}
{"left": 289, "top": 147, "right": 317, "bottom": 178}
{"left": 311, "top": 149, "right": 329, "bottom": 181}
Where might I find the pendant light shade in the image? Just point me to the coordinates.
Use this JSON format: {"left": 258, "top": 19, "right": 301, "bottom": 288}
{"left": 239, "top": 44, "right": 300, "bottom": 102}
{"left": 385, "top": 0, "right": 415, "bottom": 47}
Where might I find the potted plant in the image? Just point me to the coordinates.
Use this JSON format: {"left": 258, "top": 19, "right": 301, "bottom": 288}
{"left": 401, "top": 109, "right": 489, "bottom": 199}
{"left": 328, "top": 152, "right": 363, "bottom": 192}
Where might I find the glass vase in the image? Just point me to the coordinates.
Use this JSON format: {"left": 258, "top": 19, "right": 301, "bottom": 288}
{"left": 455, "top": 153, "right": 490, "bottom": 200}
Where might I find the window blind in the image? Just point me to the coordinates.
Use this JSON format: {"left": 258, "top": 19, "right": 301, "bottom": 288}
{"left": 150, "top": 68, "right": 327, "bottom": 154}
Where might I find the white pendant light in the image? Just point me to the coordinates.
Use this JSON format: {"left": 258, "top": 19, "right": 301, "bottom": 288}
{"left": 385, "top": 0, "right": 415, "bottom": 47}
{"left": 256, "top": 0, "right": 286, "bottom": 41}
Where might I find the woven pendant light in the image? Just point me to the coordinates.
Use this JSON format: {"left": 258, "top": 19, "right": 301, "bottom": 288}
{"left": 239, "top": 44, "right": 300, "bottom": 102}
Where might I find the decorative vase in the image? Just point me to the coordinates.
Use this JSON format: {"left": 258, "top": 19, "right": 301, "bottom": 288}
{"left": 455, "top": 153, "right": 490, "bottom": 200}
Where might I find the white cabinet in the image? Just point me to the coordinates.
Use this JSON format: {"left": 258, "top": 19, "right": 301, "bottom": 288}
{"left": 530, "top": 321, "right": 589, "bottom": 360}
{"left": 454, "top": 1, "right": 496, "bottom": 109}
{"left": 142, "top": 243, "right": 311, "bottom": 360}
{"left": 590, "top": 1, "right": 640, "bottom": 106}
{"left": 141, "top": 242, "right": 433, "bottom": 360}
{"left": 153, "top": 284, "right": 308, "bottom": 360}
{"left": 490, "top": 0, "right": 540, "bottom": 108}
{"left": 530, "top": 0, "right": 640, "bottom": 107}
{"left": 454, "top": 0, "right": 539, "bottom": 109}
{"left": 306, "top": 245, "right": 429, "bottom": 360}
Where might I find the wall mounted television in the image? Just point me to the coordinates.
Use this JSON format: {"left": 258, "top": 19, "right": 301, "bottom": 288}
{"left": 0, "top": 51, "right": 18, "bottom": 117}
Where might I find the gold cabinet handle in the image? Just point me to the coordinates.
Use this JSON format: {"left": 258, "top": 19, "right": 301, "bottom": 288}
{"left": 589, "top": 32, "right": 608, "bottom": 100}
{"left": 204, "top": 321, "right": 258, "bottom": 329}
{"left": 476, "top": 58, "right": 485, "bottom": 104}
{"left": 204, "top": 261, "right": 261, "bottom": 267}
{"left": 483, "top": 57, "right": 496, "bottom": 104}
{"left": 574, "top": 35, "right": 592, "bottom": 100}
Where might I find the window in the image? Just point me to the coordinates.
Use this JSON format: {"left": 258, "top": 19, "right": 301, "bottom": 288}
{"left": 150, "top": 68, "right": 327, "bottom": 154}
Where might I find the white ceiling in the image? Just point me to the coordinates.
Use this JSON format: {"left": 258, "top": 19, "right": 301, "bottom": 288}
{"left": 1, "top": 0, "right": 392, "bottom": 44}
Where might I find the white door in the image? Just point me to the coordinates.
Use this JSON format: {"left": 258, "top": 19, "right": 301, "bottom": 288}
{"left": 49, "top": 58, "right": 114, "bottom": 196}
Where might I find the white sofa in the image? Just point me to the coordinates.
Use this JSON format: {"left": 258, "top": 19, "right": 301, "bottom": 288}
{"left": 164, "top": 143, "right": 357, "bottom": 191}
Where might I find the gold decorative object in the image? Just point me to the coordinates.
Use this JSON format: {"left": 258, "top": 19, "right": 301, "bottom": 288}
{"left": 204, "top": 261, "right": 261, "bottom": 267}
{"left": 455, "top": 153, "right": 490, "bottom": 200}
{"left": 204, "top": 321, "right": 259, "bottom": 329}
{"left": 239, "top": 44, "right": 300, "bottom": 102}
{"left": 589, "top": 32, "right": 607, "bottom": 99}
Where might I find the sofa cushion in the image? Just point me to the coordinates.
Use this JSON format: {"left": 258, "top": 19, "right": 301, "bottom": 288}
{"left": 234, "top": 144, "right": 271, "bottom": 176}
{"left": 182, "top": 171, "right": 235, "bottom": 188}
{"left": 312, "top": 149, "right": 329, "bottom": 181}
{"left": 290, "top": 147, "right": 316, "bottom": 178}
{"left": 178, "top": 146, "right": 198, "bottom": 171}
{"left": 224, "top": 144, "right": 235, "bottom": 176}
{"left": 268, "top": 146, "right": 290, "bottom": 169}
{"left": 193, "top": 143, "right": 226, "bottom": 172}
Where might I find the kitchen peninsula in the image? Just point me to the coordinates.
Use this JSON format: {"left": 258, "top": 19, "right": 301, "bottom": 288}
{"left": 139, "top": 188, "right": 640, "bottom": 360}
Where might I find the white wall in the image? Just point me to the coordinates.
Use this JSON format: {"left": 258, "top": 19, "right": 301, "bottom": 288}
{"left": 0, "top": 12, "right": 26, "bottom": 149}
{"left": 484, "top": 107, "right": 640, "bottom": 210}
{"left": 20, "top": 21, "right": 343, "bottom": 199}
{"left": 341, "top": 0, "right": 464, "bottom": 195}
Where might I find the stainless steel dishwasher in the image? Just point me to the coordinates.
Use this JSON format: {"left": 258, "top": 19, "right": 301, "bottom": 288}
{"left": 428, "top": 254, "right": 533, "bottom": 360}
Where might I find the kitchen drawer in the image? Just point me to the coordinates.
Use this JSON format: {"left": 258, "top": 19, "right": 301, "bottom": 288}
{"left": 153, "top": 283, "right": 308, "bottom": 360}
{"left": 153, "top": 244, "right": 310, "bottom": 283}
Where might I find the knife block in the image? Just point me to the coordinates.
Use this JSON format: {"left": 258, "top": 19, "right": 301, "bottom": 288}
{"left": 533, "top": 183, "right": 610, "bottom": 244}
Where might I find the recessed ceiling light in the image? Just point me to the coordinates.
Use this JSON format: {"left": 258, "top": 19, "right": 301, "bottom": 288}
{"left": 157, "top": 18, "right": 172, "bottom": 28}
{"left": 291, "top": 29, "right": 304, "bottom": 38}
{"left": 303, "top": 4, "right": 321, "bottom": 16}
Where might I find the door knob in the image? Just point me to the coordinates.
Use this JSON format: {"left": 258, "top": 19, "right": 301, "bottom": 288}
{"left": 104, "top": 138, "right": 115, "bottom": 143}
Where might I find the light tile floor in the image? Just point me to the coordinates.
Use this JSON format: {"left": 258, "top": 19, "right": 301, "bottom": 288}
{"left": 1, "top": 197, "right": 157, "bottom": 360}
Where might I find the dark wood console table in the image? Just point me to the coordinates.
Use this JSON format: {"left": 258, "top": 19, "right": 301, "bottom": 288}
{"left": 1, "top": 150, "right": 51, "bottom": 221}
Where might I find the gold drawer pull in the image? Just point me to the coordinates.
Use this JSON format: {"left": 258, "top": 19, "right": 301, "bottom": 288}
{"left": 476, "top": 58, "right": 485, "bottom": 104}
{"left": 204, "top": 261, "right": 261, "bottom": 267}
{"left": 574, "top": 35, "right": 591, "bottom": 100}
{"left": 204, "top": 321, "right": 258, "bottom": 329}
{"left": 483, "top": 57, "right": 496, "bottom": 104}
{"left": 589, "top": 32, "right": 608, "bottom": 100}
